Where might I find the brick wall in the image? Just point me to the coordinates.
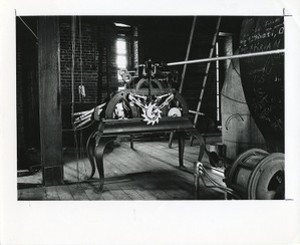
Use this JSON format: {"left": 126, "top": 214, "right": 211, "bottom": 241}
{"left": 60, "top": 18, "right": 99, "bottom": 105}
{"left": 59, "top": 17, "right": 133, "bottom": 145}
{"left": 16, "top": 46, "right": 24, "bottom": 151}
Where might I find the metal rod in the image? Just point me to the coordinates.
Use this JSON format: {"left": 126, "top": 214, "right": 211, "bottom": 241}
{"left": 74, "top": 113, "right": 92, "bottom": 124}
{"left": 167, "top": 49, "right": 285, "bottom": 66}
{"left": 79, "top": 16, "right": 83, "bottom": 102}
{"left": 216, "top": 42, "right": 220, "bottom": 123}
{"left": 76, "top": 118, "right": 92, "bottom": 129}
{"left": 71, "top": 16, "right": 76, "bottom": 122}
{"left": 73, "top": 109, "right": 94, "bottom": 116}
{"left": 189, "top": 110, "right": 205, "bottom": 116}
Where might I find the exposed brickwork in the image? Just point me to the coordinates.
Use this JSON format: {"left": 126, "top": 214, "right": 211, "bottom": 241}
{"left": 59, "top": 18, "right": 100, "bottom": 104}
{"left": 16, "top": 48, "right": 25, "bottom": 150}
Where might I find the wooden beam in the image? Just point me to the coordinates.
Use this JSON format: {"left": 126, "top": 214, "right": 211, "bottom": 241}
{"left": 38, "top": 17, "right": 64, "bottom": 186}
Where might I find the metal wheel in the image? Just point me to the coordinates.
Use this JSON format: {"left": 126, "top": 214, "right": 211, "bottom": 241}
{"left": 226, "top": 148, "right": 269, "bottom": 187}
{"left": 105, "top": 91, "right": 139, "bottom": 119}
{"left": 248, "top": 152, "right": 284, "bottom": 199}
{"left": 136, "top": 78, "right": 164, "bottom": 90}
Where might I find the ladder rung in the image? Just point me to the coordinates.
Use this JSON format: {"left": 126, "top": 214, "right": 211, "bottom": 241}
{"left": 189, "top": 110, "right": 205, "bottom": 115}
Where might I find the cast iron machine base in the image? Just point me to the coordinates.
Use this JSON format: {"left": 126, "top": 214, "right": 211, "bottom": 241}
{"left": 87, "top": 117, "right": 206, "bottom": 193}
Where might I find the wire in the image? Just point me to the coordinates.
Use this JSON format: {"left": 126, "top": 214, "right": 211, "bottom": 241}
{"left": 221, "top": 93, "right": 247, "bottom": 104}
{"left": 201, "top": 173, "right": 240, "bottom": 199}
{"left": 71, "top": 16, "right": 76, "bottom": 121}
{"left": 17, "top": 16, "right": 38, "bottom": 40}
{"left": 231, "top": 59, "right": 241, "bottom": 77}
{"left": 71, "top": 16, "right": 80, "bottom": 184}
{"left": 78, "top": 17, "right": 85, "bottom": 173}
{"left": 198, "top": 165, "right": 240, "bottom": 199}
{"left": 73, "top": 129, "right": 80, "bottom": 184}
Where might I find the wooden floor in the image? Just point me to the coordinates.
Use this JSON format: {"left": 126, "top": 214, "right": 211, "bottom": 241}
{"left": 18, "top": 137, "right": 226, "bottom": 200}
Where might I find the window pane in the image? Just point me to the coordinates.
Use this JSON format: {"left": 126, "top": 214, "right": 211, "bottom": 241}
{"left": 116, "top": 55, "right": 127, "bottom": 69}
{"left": 116, "top": 39, "right": 127, "bottom": 55}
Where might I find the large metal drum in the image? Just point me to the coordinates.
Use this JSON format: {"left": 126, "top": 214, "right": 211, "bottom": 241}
{"left": 239, "top": 17, "right": 284, "bottom": 152}
{"left": 225, "top": 149, "right": 284, "bottom": 199}
{"left": 221, "top": 56, "right": 266, "bottom": 160}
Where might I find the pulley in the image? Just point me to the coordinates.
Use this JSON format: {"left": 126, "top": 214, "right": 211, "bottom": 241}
{"left": 225, "top": 148, "right": 285, "bottom": 200}
{"left": 167, "top": 107, "right": 182, "bottom": 117}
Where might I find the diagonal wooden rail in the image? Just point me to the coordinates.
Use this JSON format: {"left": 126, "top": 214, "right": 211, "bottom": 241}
{"left": 192, "top": 16, "right": 221, "bottom": 127}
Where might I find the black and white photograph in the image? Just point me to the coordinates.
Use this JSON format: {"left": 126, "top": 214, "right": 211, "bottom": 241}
{"left": 1, "top": 0, "right": 300, "bottom": 244}
{"left": 16, "top": 15, "right": 285, "bottom": 201}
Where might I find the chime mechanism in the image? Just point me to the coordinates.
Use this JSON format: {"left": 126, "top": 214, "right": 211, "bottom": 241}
{"left": 73, "top": 60, "right": 185, "bottom": 128}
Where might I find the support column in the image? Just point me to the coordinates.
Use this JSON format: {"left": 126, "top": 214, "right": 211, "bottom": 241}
{"left": 38, "top": 17, "right": 63, "bottom": 186}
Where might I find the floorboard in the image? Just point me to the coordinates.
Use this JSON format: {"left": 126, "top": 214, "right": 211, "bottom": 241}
{"left": 45, "top": 186, "right": 60, "bottom": 200}
{"left": 56, "top": 185, "right": 74, "bottom": 200}
{"left": 18, "top": 139, "right": 225, "bottom": 201}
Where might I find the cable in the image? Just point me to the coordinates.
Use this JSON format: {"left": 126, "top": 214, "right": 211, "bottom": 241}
{"left": 231, "top": 59, "right": 241, "bottom": 77}
{"left": 203, "top": 170, "right": 240, "bottom": 199}
{"left": 221, "top": 93, "right": 247, "bottom": 104}
{"left": 78, "top": 16, "right": 87, "bottom": 177}
{"left": 17, "top": 16, "right": 38, "bottom": 40}
{"left": 201, "top": 173, "right": 240, "bottom": 199}
{"left": 197, "top": 164, "right": 240, "bottom": 199}
{"left": 71, "top": 16, "right": 80, "bottom": 184}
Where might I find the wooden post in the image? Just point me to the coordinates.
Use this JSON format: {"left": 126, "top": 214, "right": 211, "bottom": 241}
{"left": 38, "top": 17, "right": 64, "bottom": 186}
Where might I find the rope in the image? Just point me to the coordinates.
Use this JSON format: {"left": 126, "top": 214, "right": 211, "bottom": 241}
{"left": 78, "top": 16, "right": 87, "bottom": 178}
{"left": 196, "top": 163, "right": 240, "bottom": 199}
{"left": 71, "top": 16, "right": 80, "bottom": 184}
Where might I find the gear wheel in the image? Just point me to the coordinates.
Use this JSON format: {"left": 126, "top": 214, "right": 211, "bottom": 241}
{"left": 141, "top": 102, "right": 162, "bottom": 125}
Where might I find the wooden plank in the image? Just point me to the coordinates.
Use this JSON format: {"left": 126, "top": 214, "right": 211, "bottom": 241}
{"left": 116, "top": 145, "right": 156, "bottom": 172}
{"left": 133, "top": 143, "right": 182, "bottom": 169}
{"left": 38, "top": 16, "right": 63, "bottom": 186}
{"left": 67, "top": 183, "right": 89, "bottom": 200}
{"left": 141, "top": 182, "right": 173, "bottom": 200}
{"left": 107, "top": 183, "right": 133, "bottom": 200}
{"left": 18, "top": 187, "right": 46, "bottom": 200}
{"left": 133, "top": 189, "right": 157, "bottom": 200}
{"left": 103, "top": 150, "right": 128, "bottom": 178}
{"left": 99, "top": 144, "right": 176, "bottom": 200}
{"left": 106, "top": 151, "right": 160, "bottom": 200}
{"left": 120, "top": 186, "right": 144, "bottom": 200}
{"left": 100, "top": 188, "right": 116, "bottom": 200}
{"left": 121, "top": 142, "right": 174, "bottom": 172}
{"left": 45, "top": 186, "right": 60, "bottom": 200}
{"left": 148, "top": 141, "right": 197, "bottom": 165}
{"left": 56, "top": 185, "right": 74, "bottom": 200}
{"left": 18, "top": 190, "right": 22, "bottom": 200}
{"left": 80, "top": 183, "right": 104, "bottom": 201}
{"left": 159, "top": 184, "right": 193, "bottom": 200}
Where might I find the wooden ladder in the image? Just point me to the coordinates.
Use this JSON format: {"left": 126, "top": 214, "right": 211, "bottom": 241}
{"left": 190, "top": 17, "right": 221, "bottom": 145}
{"left": 169, "top": 17, "right": 222, "bottom": 147}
